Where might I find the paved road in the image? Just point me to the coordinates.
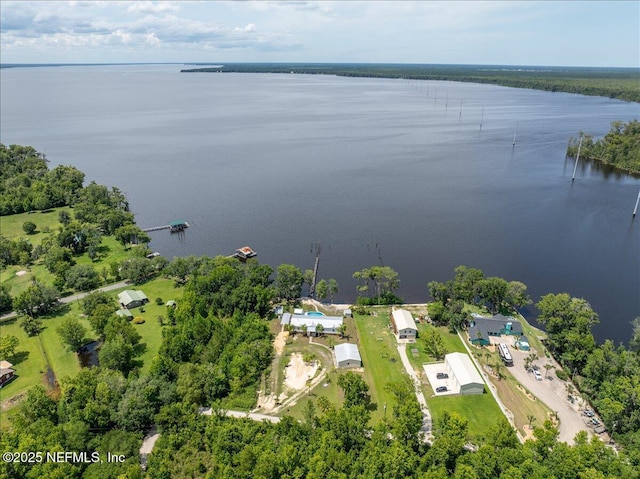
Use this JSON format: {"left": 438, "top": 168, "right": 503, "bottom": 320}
{"left": 0, "top": 280, "right": 130, "bottom": 321}
{"left": 396, "top": 343, "right": 433, "bottom": 441}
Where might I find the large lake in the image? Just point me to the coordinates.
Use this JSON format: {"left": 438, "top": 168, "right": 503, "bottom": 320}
{"left": 1, "top": 64, "right": 638, "bottom": 344}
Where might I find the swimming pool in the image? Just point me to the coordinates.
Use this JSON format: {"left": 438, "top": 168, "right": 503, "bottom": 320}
{"left": 305, "top": 311, "right": 325, "bottom": 317}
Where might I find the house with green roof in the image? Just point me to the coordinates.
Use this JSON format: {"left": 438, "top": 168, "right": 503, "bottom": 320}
{"left": 117, "top": 290, "right": 149, "bottom": 309}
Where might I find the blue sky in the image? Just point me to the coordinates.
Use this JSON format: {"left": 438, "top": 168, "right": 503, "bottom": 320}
{"left": 1, "top": 1, "right": 638, "bottom": 67}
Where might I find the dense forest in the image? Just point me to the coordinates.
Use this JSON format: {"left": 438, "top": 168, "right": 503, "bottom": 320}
{"left": 181, "top": 63, "right": 640, "bottom": 103}
{"left": 567, "top": 120, "right": 640, "bottom": 175}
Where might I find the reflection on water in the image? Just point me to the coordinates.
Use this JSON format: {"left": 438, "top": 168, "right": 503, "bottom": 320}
{"left": 78, "top": 341, "right": 102, "bottom": 368}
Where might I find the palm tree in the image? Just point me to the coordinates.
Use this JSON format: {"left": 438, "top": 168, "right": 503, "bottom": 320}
{"left": 544, "top": 363, "right": 555, "bottom": 379}
{"left": 315, "top": 323, "right": 325, "bottom": 337}
{"left": 527, "top": 414, "right": 536, "bottom": 430}
{"left": 494, "top": 361, "right": 504, "bottom": 380}
{"left": 337, "top": 323, "right": 347, "bottom": 339}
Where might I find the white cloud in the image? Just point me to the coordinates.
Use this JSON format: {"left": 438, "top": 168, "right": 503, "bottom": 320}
{"left": 0, "top": 1, "right": 637, "bottom": 66}
{"left": 235, "top": 23, "right": 256, "bottom": 33}
{"left": 126, "top": 1, "right": 180, "bottom": 14}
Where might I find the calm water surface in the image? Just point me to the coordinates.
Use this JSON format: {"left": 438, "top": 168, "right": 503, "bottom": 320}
{"left": 1, "top": 65, "right": 638, "bottom": 344}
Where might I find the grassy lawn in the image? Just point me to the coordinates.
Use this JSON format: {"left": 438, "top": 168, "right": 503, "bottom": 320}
{"left": 1, "top": 206, "right": 146, "bottom": 298}
{"left": 353, "top": 310, "right": 406, "bottom": 423}
{"left": 406, "top": 323, "right": 467, "bottom": 373}
{"left": 428, "top": 393, "right": 505, "bottom": 441}
{"left": 0, "top": 276, "right": 181, "bottom": 427}
{"left": 0, "top": 318, "right": 49, "bottom": 403}
{"left": 0, "top": 207, "right": 72, "bottom": 241}
{"left": 0, "top": 304, "right": 93, "bottom": 403}
{"left": 96, "top": 277, "right": 182, "bottom": 374}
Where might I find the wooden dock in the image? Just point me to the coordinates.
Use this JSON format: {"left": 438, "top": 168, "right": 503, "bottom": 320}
{"left": 142, "top": 221, "right": 189, "bottom": 233}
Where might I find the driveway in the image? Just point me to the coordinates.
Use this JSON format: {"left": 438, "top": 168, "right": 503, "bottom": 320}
{"left": 509, "top": 348, "right": 595, "bottom": 444}
{"left": 397, "top": 344, "right": 433, "bottom": 440}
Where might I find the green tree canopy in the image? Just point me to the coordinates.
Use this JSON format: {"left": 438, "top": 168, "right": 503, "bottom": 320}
{"left": 56, "top": 317, "right": 88, "bottom": 352}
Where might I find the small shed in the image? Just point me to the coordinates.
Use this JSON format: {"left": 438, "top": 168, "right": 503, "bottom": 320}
{"left": 118, "top": 290, "right": 149, "bottom": 309}
{"left": 445, "top": 352, "right": 485, "bottom": 395}
{"left": 343, "top": 309, "right": 352, "bottom": 318}
{"left": 334, "top": 343, "right": 362, "bottom": 368}
{"left": 165, "top": 300, "right": 177, "bottom": 308}
{"left": 515, "top": 335, "right": 531, "bottom": 351}
{"left": 0, "top": 361, "right": 15, "bottom": 388}
{"left": 116, "top": 309, "right": 134, "bottom": 320}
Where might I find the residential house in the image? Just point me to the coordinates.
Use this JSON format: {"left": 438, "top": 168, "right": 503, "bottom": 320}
{"left": 468, "top": 314, "right": 523, "bottom": 346}
{"left": 391, "top": 309, "right": 418, "bottom": 340}
{"left": 117, "top": 290, "right": 149, "bottom": 309}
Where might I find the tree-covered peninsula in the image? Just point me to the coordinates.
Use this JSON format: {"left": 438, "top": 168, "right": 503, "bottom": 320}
{"left": 567, "top": 120, "right": 640, "bottom": 175}
{"left": 181, "top": 63, "right": 640, "bottom": 103}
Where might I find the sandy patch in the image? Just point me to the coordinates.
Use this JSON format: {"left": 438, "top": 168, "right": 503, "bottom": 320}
{"left": 274, "top": 331, "right": 288, "bottom": 355}
{"left": 284, "top": 353, "right": 319, "bottom": 390}
{"left": 15, "top": 270, "right": 27, "bottom": 276}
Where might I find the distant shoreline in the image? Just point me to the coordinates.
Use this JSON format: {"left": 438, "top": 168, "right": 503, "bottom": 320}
{"left": 180, "top": 62, "right": 640, "bottom": 103}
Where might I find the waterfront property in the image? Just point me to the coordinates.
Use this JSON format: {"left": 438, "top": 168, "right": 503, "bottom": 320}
{"left": 0, "top": 361, "right": 16, "bottom": 388}
{"left": 334, "top": 343, "right": 362, "bottom": 368}
{"left": 281, "top": 311, "right": 344, "bottom": 336}
{"left": 468, "top": 314, "right": 523, "bottom": 346}
{"left": 443, "top": 352, "right": 485, "bottom": 395}
{"left": 117, "top": 290, "right": 149, "bottom": 309}
{"left": 390, "top": 309, "right": 418, "bottom": 340}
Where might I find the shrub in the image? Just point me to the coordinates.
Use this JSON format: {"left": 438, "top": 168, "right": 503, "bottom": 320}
{"left": 155, "top": 297, "right": 163, "bottom": 305}
{"left": 132, "top": 317, "right": 145, "bottom": 324}
{"left": 22, "top": 221, "right": 37, "bottom": 235}
{"left": 555, "top": 368, "right": 569, "bottom": 381}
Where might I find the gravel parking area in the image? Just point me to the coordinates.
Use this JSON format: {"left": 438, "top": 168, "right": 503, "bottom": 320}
{"left": 508, "top": 347, "right": 597, "bottom": 444}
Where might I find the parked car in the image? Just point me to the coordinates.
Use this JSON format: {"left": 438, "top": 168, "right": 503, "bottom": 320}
{"left": 591, "top": 418, "right": 600, "bottom": 426}
{"left": 436, "top": 372, "right": 449, "bottom": 379}
{"left": 435, "top": 386, "right": 448, "bottom": 393}
{"left": 583, "top": 410, "right": 595, "bottom": 417}
{"left": 534, "top": 370, "right": 543, "bottom": 381}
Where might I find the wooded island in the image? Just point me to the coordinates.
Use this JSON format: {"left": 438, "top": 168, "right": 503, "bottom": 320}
{"left": 567, "top": 120, "right": 640, "bottom": 175}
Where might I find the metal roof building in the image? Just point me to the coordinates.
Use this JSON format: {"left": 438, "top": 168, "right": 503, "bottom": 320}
{"left": 289, "top": 314, "right": 343, "bottom": 335}
{"left": 117, "top": 290, "right": 149, "bottom": 309}
{"left": 444, "top": 352, "right": 485, "bottom": 395}
{"left": 334, "top": 343, "right": 362, "bottom": 368}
